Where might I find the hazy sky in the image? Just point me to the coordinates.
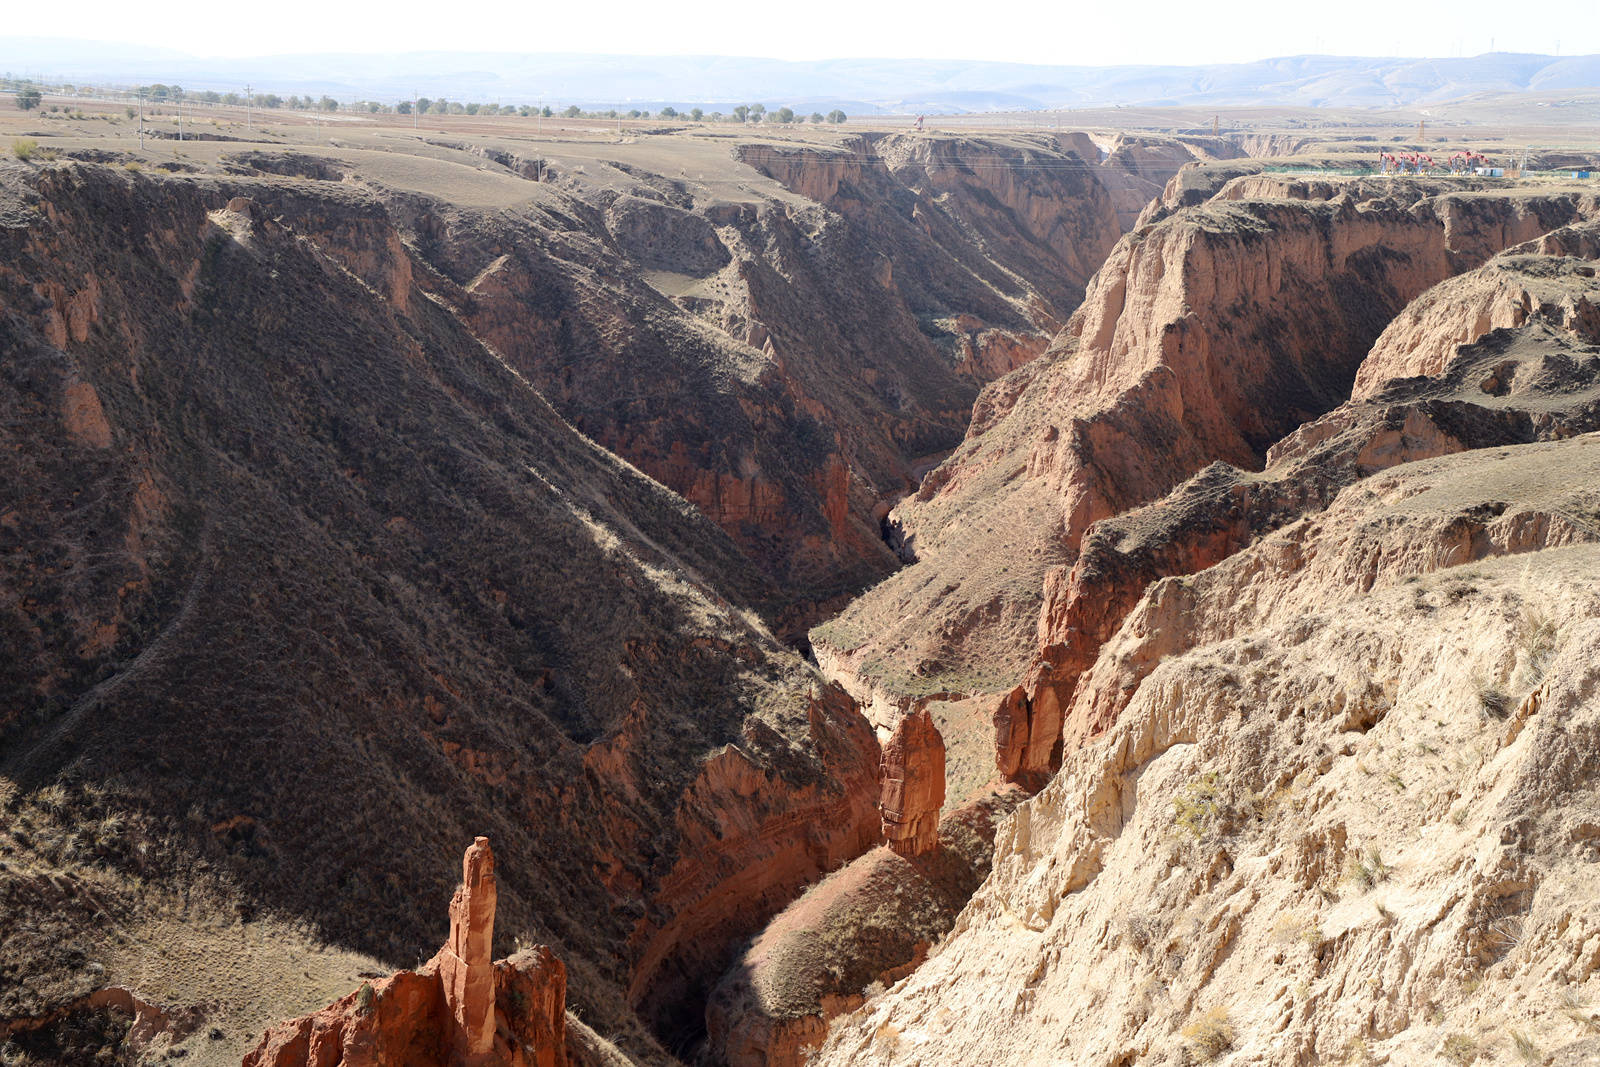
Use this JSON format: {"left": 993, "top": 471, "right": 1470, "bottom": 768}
{"left": 10, "top": 0, "right": 1599, "bottom": 65}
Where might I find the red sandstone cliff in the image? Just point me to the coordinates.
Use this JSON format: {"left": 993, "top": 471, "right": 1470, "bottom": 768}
{"left": 878, "top": 709, "right": 946, "bottom": 857}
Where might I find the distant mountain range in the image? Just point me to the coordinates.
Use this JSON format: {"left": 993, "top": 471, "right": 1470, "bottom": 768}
{"left": 4, "top": 39, "right": 1599, "bottom": 113}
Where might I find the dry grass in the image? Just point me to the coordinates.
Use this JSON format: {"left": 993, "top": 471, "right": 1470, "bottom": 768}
{"left": 1345, "top": 845, "right": 1393, "bottom": 891}
{"left": 1440, "top": 1032, "right": 1481, "bottom": 1064}
{"left": 1181, "top": 1006, "right": 1235, "bottom": 1062}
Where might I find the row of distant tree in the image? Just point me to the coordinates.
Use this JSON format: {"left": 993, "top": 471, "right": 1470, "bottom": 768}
{"left": 3, "top": 76, "right": 846, "bottom": 123}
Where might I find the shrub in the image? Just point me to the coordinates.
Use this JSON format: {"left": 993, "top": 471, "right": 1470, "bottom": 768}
{"left": 1173, "top": 772, "right": 1223, "bottom": 837}
{"left": 1181, "top": 1007, "right": 1235, "bottom": 1062}
{"left": 1478, "top": 682, "right": 1512, "bottom": 719}
{"left": 1122, "top": 913, "right": 1163, "bottom": 952}
{"left": 1346, "top": 845, "right": 1392, "bottom": 890}
{"left": 11, "top": 137, "right": 37, "bottom": 161}
{"left": 1441, "top": 1033, "right": 1480, "bottom": 1064}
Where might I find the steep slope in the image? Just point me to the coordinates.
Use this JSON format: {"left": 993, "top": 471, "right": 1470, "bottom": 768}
{"left": 999, "top": 230, "right": 1600, "bottom": 783}
{"left": 0, "top": 163, "right": 881, "bottom": 1061}
{"left": 815, "top": 185, "right": 1600, "bottom": 717}
{"left": 1354, "top": 227, "right": 1600, "bottom": 398}
{"left": 815, "top": 433, "right": 1600, "bottom": 1066}
{"left": 228, "top": 130, "right": 1132, "bottom": 636}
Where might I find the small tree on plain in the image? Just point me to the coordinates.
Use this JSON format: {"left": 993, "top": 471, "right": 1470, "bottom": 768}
{"left": 827, "top": 109, "right": 847, "bottom": 124}
{"left": 750, "top": 103, "right": 766, "bottom": 121}
{"left": 16, "top": 88, "right": 41, "bottom": 110}
{"left": 732, "top": 105, "right": 749, "bottom": 123}
{"left": 689, "top": 107, "right": 703, "bottom": 121}
{"left": 319, "top": 96, "right": 339, "bottom": 111}
{"left": 810, "top": 112, "right": 824, "bottom": 123}
{"left": 659, "top": 105, "right": 677, "bottom": 118}
{"left": 774, "top": 106, "right": 795, "bottom": 123}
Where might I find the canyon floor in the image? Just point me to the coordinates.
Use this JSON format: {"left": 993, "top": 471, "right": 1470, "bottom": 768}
{"left": 2, "top": 94, "right": 1599, "bottom": 1067}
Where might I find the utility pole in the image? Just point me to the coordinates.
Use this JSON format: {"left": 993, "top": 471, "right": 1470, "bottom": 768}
{"left": 1418, "top": 117, "right": 1425, "bottom": 142}
{"left": 245, "top": 84, "right": 252, "bottom": 129}
{"left": 1213, "top": 114, "right": 1219, "bottom": 136}
{"left": 413, "top": 89, "right": 418, "bottom": 130}
{"left": 138, "top": 90, "right": 144, "bottom": 151}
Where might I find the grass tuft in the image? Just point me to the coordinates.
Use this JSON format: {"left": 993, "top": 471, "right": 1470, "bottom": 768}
{"left": 1181, "top": 1006, "right": 1235, "bottom": 1062}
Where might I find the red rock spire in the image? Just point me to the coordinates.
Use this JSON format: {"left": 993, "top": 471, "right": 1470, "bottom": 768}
{"left": 439, "top": 836, "right": 497, "bottom": 1060}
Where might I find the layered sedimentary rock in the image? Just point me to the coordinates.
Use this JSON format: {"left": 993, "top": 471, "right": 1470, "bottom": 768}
{"left": 878, "top": 710, "right": 947, "bottom": 857}
{"left": 815, "top": 434, "right": 1600, "bottom": 1066}
{"left": 741, "top": 133, "right": 1120, "bottom": 322}
{"left": 246, "top": 839, "right": 566, "bottom": 1067}
{"left": 814, "top": 185, "right": 1599, "bottom": 720}
{"left": 1002, "top": 234, "right": 1600, "bottom": 777}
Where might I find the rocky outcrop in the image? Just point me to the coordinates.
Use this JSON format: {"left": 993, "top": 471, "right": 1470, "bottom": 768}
{"left": 1068, "top": 433, "right": 1600, "bottom": 741}
{"left": 813, "top": 434, "right": 1600, "bottom": 1065}
{"left": 706, "top": 796, "right": 1015, "bottom": 1067}
{"left": 818, "top": 179, "right": 1600, "bottom": 738}
{"left": 1132, "top": 158, "right": 1263, "bottom": 227}
{"left": 1004, "top": 251, "right": 1600, "bottom": 776}
{"left": 1354, "top": 236, "right": 1600, "bottom": 397}
{"left": 878, "top": 710, "right": 946, "bottom": 857}
{"left": 438, "top": 838, "right": 498, "bottom": 1060}
{"left": 623, "top": 683, "right": 883, "bottom": 1037}
{"left": 739, "top": 132, "right": 1120, "bottom": 314}
{"left": 815, "top": 188, "right": 1599, "bottom": 718}
{"left": 245, "top": 839, "right": 567, "bottom": 1067}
